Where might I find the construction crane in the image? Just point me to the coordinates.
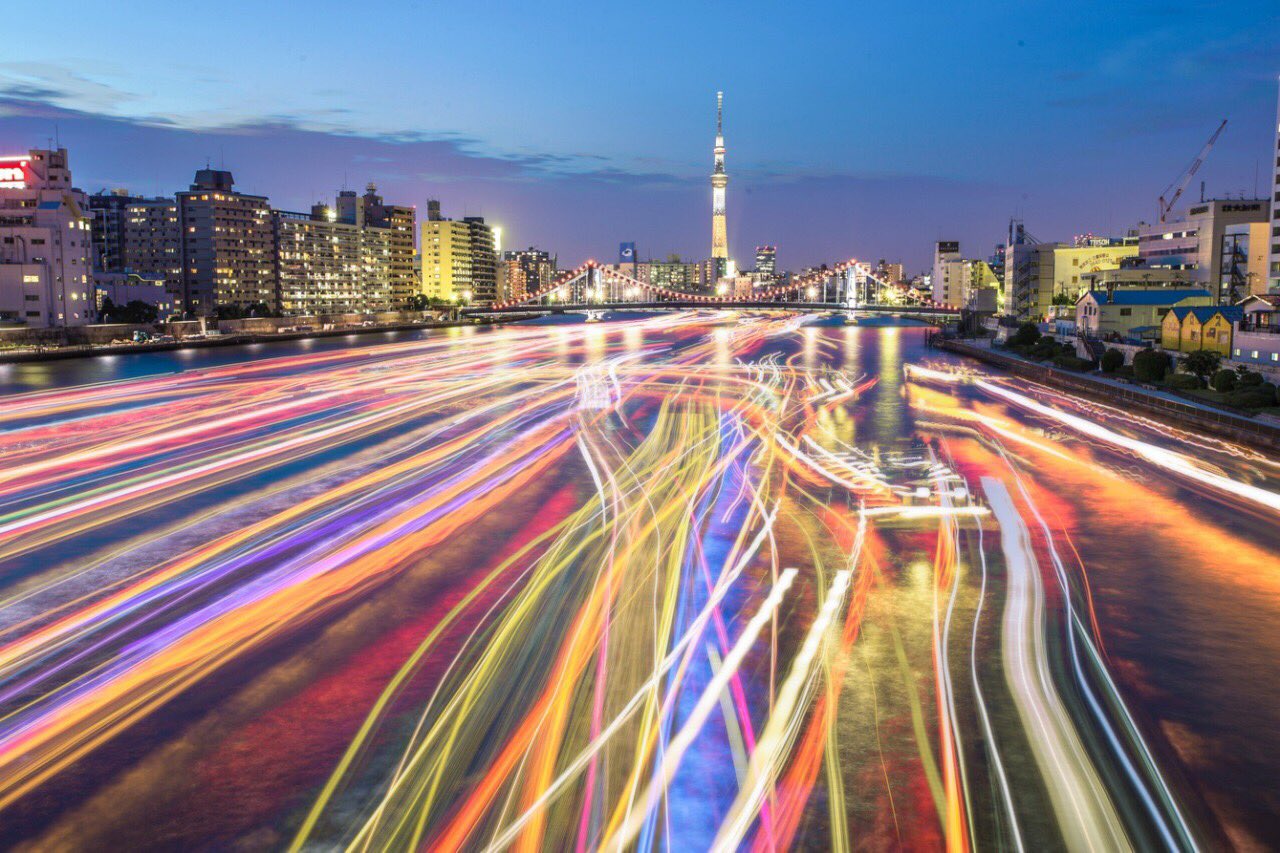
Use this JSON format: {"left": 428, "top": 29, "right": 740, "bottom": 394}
{"left": 1157, "top": 119, "right": 1227, "bottom": 222}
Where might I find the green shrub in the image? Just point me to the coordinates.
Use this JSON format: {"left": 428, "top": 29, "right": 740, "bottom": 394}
{"left": 1181, "top": 349, "right": 1221, "bottom": 381}
{"left": 1132, "top": 349, "right": 1170, "bottom": 382}
{"left": 1052, "top": 354, "right": 1091, "bottom": 371}
{"left": 1227, "top": 389, "right": 1274, "bottom": 409}
{"left": 1237, "top": 369, "right": 1264, "bottom": 388}
{"left": 1008, "top": 322, "right": 1041, "bottom": 348}
{"left": 1100, "top": 348, "right": 1124, "bottom": 372}
{"left": 1167, "top": 373, "right": 1203, "bottom": 390}
{"left": 1027, "top": 336, "right": 1061, "bottom": 360}
{"left": 1211, "top": 369, "right": 1237, "bottom": 392}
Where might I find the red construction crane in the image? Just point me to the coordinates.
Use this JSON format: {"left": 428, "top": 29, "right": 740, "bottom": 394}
{"left": 1157, "top": 119, "right": 1227, "bottom": 223}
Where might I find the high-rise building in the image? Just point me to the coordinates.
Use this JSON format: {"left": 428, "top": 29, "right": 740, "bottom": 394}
{"left": 711, "top": 91, "right": 729, "bottom": 267}
{"left": 0, "top": 148, "right": 94, "bottom": 327}
{"left": 420, "top": 211, "right": 497, "bottom": 303}
{"left": 421, "top": 218, "right": 469, "bottom": 301}
{"left": 930, "top": 241, "right": 961, "bottom": 303}
{"left": 177, "top": 169, "right": 276, "bottom": 315}
{"left": 642, "top": 256, "right": 705, "bottom": 291}
{"left": 1269, "top": 75, "right": 1280, "bottom": 292}
{"left": 273, "top": 204, "right": 392, "bottom": 316}
{"left": 618, "top": 242, "right": 637, "bottom": 278}
{"left": 1138, "top": 199, "right": 1269, "bottom": 303}
{"left": 336, "top": 183, "right": 417, "bottom": 308}
{"left": 933, "top": 247, "right": 1000, "bottom": 309}
{"left": 873, "top": 259, "right": 904, "bottom": 289}
{"left": 755, "top": 246, "right": 777, "bottom": 276}
{"left": 464, "top": 217, "right": 497, "bottom": 304}
{"left": 502, "top": 247, "right": 555, "bottom": 302}
{"left": 88, "top": 189, "right": 140, "bottom": 273}
{"left": 122, "top": 198, "right": 183, "bottom": 302}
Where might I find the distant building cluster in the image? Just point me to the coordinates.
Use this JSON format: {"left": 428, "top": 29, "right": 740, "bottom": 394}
{"left": 0, "top": 147, "right": 557, "bottom": 327}
{"left": 2, "top": 88, "right": 920, "bottom": 328}
{"left": 944, "top": 79, "right": 1280, "bottom": 381}
{"left": 0, "top": 149, "right": 441, "bottom": 326}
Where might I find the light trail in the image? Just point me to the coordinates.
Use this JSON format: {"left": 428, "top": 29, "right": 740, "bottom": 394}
{"left": 0, "top": 313, "right": 1263, "bottom": 850}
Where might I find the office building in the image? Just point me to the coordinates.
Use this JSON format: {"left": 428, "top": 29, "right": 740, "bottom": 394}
{"left": 930, "top": 241, "right": 961, "bottom": 303}
{"left": 755, "top": 245, "right": 777, "bottom": 277}
{"left": 1051, "top": 238, "right": 1138, "bottom": 302}
{"left": 177, "top": 169, "right": 276, "bottom": 315}
{"left": 618, "top": 242, "right": 638, "bottom": 278}
{"left": 1138, "top": 199, "right": 1270, "bottom": 303}
{"left": 0, "top": 148, "right": 94, "bottom": 327}
{"left": 1002, "top": 225, "right": 1137, "bottom": 320}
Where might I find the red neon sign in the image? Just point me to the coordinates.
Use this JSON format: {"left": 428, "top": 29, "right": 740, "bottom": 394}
{"left": 0, "top": 157, "right": 29, "bottom": 189}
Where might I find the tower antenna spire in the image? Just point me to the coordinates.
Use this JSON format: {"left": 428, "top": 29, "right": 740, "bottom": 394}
{"left": 710, "top": 90, "right": 729, "bottom": 267}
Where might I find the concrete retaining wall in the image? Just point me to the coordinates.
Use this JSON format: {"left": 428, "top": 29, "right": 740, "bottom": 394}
{"left": 938, "top": 339, "right": 1280, "bottom": 452}
{"left": 0, "top": 323, "right": 154, "bottom": 347}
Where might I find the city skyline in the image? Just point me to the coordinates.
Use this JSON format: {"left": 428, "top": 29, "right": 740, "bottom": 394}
{"left": 5, "top": 5, "right": 1280, "bottom": 849}
{"left": 3, "top": 0, "right": 1278, "bottom": 270}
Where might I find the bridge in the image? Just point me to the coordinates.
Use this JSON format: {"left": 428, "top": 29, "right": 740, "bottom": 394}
{"left": 461, "top": 260, "right": 962, "bottom": 320}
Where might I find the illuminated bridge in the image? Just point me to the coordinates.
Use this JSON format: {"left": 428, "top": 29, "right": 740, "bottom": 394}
{"left": 461, "top": 260, "right": 962, "bottom": 321}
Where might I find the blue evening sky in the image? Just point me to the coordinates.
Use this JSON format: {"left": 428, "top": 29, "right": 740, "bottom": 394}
{"left": 2, "top": 0, "right": 1277, "bottom": 270}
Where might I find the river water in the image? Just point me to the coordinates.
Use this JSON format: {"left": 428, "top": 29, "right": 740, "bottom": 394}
{"left": 0, "top": 311, "right": 1276, "bottom": 850}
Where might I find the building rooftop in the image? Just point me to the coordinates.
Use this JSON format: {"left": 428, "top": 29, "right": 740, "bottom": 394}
{"left": 1081, "top": 288, "right": 1211, "bottom": 306}
{"left": 1169, "top": 305, "right": 1244, "bottom": 323}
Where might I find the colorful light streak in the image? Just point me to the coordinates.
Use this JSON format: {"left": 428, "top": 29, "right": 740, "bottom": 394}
{"left": 0, "top": 314, "right": 1274, "bottom": 849}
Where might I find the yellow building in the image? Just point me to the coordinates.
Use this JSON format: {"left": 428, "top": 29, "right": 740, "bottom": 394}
{"left": 1052, "top": 243, "right": 1139, "bottom": 302}
{"left": 1245, "top": 221, "right": 1271, "bottom": 297}
{"left": 1161, "top": 305, "right": 1245, "bottom": 355}
{"left": 420, "top": 219, "right": 471, "bottom": 301}
{"left": 1077, "top": 287, "right": 1211, "bottom": 341}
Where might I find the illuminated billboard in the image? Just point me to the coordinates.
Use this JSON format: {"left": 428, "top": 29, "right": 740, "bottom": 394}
{"left": 0, "top": 157, "right": 29, "bottom": 190}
